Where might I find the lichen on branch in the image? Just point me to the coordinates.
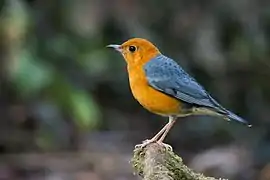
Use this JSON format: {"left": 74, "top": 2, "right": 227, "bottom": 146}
{"left": 131, "top": 143, "right": 227, "bottom": 180}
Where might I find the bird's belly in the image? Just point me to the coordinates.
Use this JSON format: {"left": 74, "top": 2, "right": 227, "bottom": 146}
{"left": 130, "top": 83, "right": 182, "bottom": 116}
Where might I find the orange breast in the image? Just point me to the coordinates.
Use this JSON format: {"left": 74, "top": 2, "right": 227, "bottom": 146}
{"left": 127, "top": 65, "right": 182, "bottom": 116}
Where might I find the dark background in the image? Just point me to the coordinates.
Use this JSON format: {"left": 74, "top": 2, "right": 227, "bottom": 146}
{"left": 0, "top": 0, "right": 270, "bottom": 179}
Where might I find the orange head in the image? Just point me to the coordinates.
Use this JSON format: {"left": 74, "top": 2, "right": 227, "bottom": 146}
{"left": 107, "top": 38, "right": 161, "bottom": 66}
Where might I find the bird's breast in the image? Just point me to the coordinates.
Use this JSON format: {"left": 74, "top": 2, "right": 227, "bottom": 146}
{"left": 127, "top": 66, "right": 182, "bottom": 116}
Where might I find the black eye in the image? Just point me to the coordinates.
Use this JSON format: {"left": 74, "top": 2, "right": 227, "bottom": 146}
{"left": 129, "top": 46, "right": 136, "bottom": 52}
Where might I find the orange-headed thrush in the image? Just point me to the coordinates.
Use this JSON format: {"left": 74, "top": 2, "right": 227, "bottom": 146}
{"left": 107, "top": 38, "right": 251, "bottom": 148}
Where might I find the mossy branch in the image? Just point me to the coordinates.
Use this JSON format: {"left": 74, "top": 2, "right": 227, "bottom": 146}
{"left": 131, "top": 143, "right": 227, "bottom": 180}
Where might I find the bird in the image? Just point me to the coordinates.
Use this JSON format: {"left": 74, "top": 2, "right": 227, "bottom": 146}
{"left": 107, "top": 38, "right": 251, "bottom": 149}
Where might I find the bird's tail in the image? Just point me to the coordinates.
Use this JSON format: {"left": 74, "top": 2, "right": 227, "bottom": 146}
{"left": 225, "top": 110, "right": 252, "bottom": 127}
{"left": 191, "top": 107, "right": 252, "bottom": 127}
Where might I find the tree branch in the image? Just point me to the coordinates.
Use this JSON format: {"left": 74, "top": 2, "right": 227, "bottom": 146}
{"left": 131, "top": 143, "right": 227, "bottom": 180}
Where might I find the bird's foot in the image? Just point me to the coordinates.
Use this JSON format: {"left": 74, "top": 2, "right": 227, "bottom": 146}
{"left": 135, "top": 139, "right": 156, "bottom": 149}
{"left": 156, "top": 141, "right": 173, "bottom": 151}
{"left": 135, "top": 139, "right": 173, "bottom": 151}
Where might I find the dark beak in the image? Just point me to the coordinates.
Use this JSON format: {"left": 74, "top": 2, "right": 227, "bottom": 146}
{"left": 106, "top": 44, "right": 122, "bottom": 52}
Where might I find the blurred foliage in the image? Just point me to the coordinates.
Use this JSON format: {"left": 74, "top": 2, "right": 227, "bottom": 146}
{"left": 0, "top": 0, "right": 270, "bottom": 179}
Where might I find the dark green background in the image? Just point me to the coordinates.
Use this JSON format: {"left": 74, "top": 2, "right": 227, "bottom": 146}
{"left": 0, "top": 0, "right": 269, "bottom": 179}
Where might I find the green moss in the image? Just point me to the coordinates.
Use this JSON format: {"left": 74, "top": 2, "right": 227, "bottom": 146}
{"left": 131, "top": 143, "right": 228, "bottom": 180}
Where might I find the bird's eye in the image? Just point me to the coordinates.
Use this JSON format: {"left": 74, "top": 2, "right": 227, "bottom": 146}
{"left": 129, "top": 46, "right": 136, "bottom": 52}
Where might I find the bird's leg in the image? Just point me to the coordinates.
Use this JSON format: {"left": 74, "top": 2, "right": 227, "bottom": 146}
{"left": 135, "top": 121, "right": 170, "bottom": 149}
{"left": 156, "top": 116, "right": 177, "bottom": 151}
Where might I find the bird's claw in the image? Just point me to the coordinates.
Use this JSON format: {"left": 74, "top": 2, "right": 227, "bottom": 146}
{"left": 157, "top": 141, "right": 173, "bottom": 151}
{"left": 135, "top": 139, "right": 155, "bottom": 149}
{"left": 135, "top": 139, "right": 173, "bottom": 151}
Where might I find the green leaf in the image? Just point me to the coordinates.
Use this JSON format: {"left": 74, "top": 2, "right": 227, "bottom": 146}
{"left": 11, "top": 50, "right": 53, "bottom": 97}
{"left": 70, "top": 89, "right": 101, "bottom": 130}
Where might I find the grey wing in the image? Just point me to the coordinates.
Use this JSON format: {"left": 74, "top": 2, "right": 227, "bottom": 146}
{"left": 144, "top": 55, "right": 227, "bottom": 113}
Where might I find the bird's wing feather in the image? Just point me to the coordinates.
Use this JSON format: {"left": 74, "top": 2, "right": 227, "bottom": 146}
{"left": 144, "top": 55, "right": 226, "bottom": 113}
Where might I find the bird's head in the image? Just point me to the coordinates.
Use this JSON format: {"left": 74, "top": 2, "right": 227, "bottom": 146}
{"left": 107, "top": 38, "right": 161, "bottom": 66}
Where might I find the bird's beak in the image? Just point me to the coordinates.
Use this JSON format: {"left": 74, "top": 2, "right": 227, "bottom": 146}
{"left": 106, "top": 44, "right": 122, "bottom": 53}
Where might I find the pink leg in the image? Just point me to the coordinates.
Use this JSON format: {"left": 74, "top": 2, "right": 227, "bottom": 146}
{"left": 157, "top": 116, "right": 177, "bottom": 143}
{"left": 135, "top": 120, "right": 170, "bottom": 148}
